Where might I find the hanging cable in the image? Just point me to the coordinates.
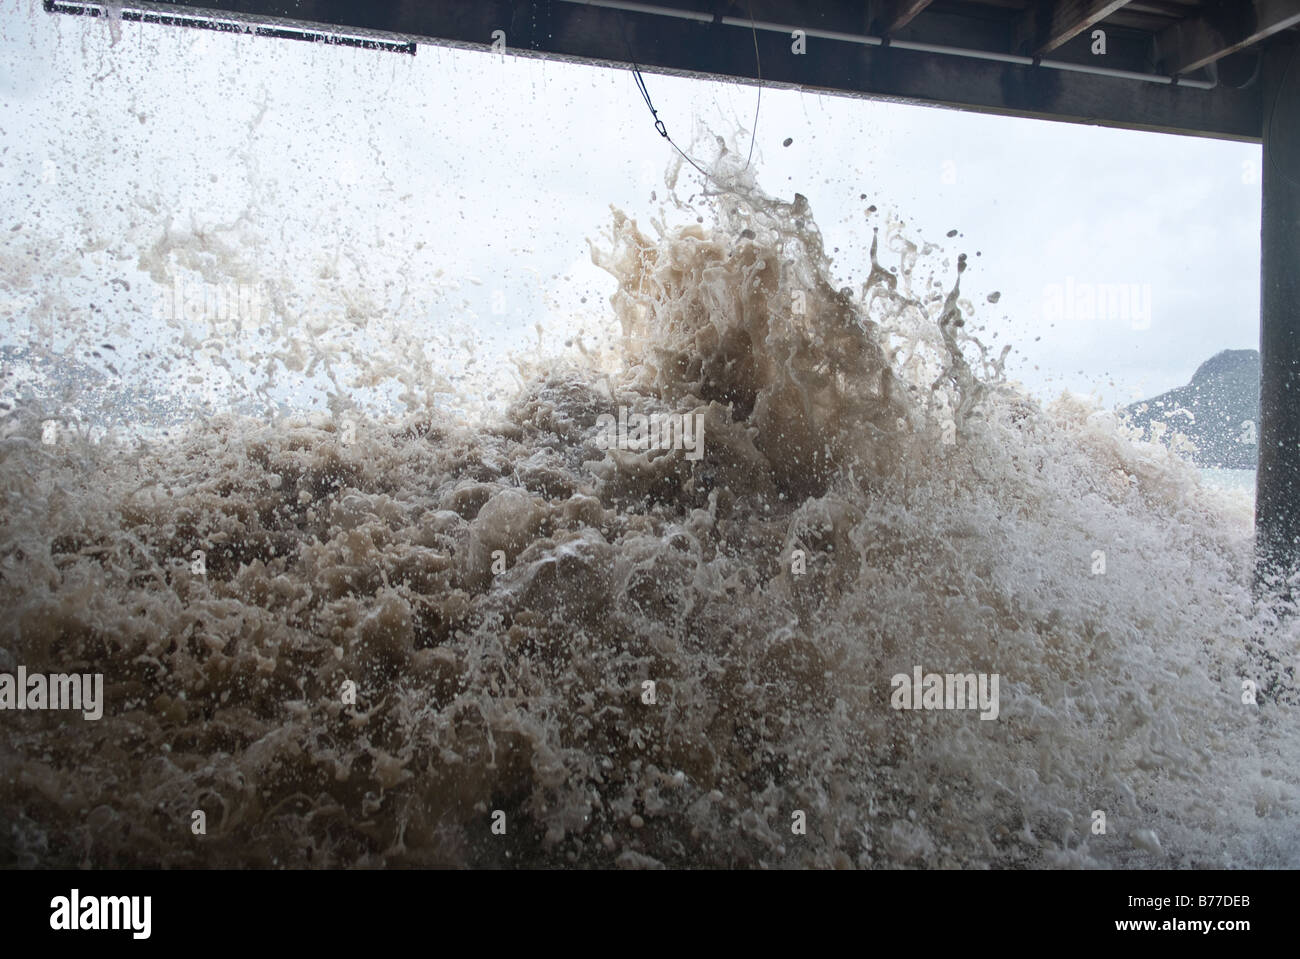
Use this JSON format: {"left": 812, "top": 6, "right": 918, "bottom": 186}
{"left": 743, "top": 0, "right": 761, "bottom": 171}
{"left": 621, "top": 1, "right": 762, "bottom": 187}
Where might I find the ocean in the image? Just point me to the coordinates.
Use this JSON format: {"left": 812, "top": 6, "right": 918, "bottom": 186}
{"left": 0, "top": 0, "right": 1295, "bottom": 870}
{"left": 2, "top": 157, "right": 1296, "bottom": 868}
{"left": 1199, "top": 467, "right": 1257, "bottom": 497}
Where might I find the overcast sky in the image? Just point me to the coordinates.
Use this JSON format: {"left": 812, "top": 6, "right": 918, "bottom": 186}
{"left": 0, "top": 0, "right": 1264, "bottom": 414}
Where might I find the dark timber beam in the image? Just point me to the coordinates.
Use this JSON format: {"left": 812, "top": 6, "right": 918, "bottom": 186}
{"left": 879, "top": 0, "right": 934, "bottom": 34}
{"left": 1159, "top": 0, "right": 1300, "bottom": 77}
{"left": 47, "top": 0, "right": 1264, "bottom": 141}
{"left": 1015, "top": 1, "right": 1133, "bottom": 57}
{"left": 1256, "top": 39, "right": 1300, "bottom": 585}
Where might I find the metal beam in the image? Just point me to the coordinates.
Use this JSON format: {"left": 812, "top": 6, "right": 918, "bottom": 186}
{"left": 880, "top": 0, "right": 934, "bottom": 34}
{"left": 1015, "top": 1, "right": 1134, "bottom": 57}
{"left": 1159, "top": 0, "right": 1300, "bottom": 77}
{"left": 1256, "top": 39, "right": 1300, "bottom": 585}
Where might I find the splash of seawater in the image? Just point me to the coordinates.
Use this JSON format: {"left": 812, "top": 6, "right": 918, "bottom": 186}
{"left": 1, "top": 148, "right": 1296, "bottom": 869}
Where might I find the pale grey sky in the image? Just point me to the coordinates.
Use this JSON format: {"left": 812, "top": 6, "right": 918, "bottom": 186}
{"left": 0, "top": 0, "right": 1263, "bottom": 418}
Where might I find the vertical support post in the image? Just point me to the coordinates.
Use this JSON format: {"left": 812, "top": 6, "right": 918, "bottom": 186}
{"left": 1256, "top": 39, "right": 1300, "bottom": 589}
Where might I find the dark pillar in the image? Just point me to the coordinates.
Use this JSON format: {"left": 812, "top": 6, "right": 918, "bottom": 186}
{"left": 1256, "top": 39, "right": 1300, "bottom": 588}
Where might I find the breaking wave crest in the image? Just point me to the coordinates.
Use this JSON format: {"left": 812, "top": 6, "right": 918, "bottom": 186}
{"left": 1, "top": 155, "right": 1297, "bottom": 868}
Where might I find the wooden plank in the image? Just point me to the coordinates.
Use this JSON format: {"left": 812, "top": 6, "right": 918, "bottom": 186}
{"left": 46, "top": 0, "right": 1265, "bottom": 140}
{"left": 881, "top": 0, "right": 935, "bottom": 34}
{"left": 1160, "top": 0, "right": 1300, "bottom": 76}
{"left": 1015, "top": 1, "right": 1134, "bottom": 56}
{"left": 42, "top": 0, "right": 417, "bottom": 52}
